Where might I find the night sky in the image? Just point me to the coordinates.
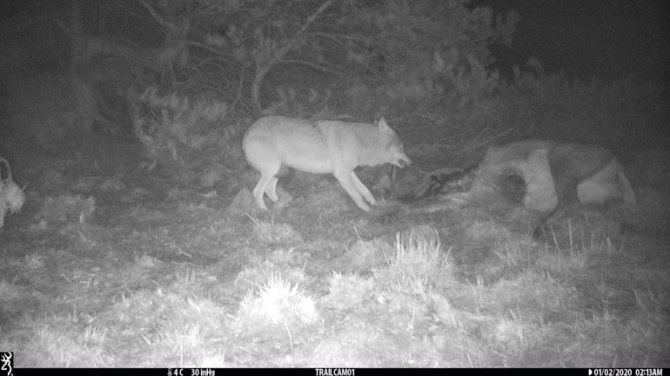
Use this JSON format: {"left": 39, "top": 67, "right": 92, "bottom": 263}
{"left": 478, "top": 0, "right": 670, "bottom": 82}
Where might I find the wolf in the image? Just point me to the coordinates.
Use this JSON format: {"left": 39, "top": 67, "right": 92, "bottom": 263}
{"left": 474, "top": 140, "right": 637, "bottom": 236}
{"left": 406, "top": 140, "right": 636, "bottom": 237}
{"left": 242, "top": 116, "right": 411, "bottom": 212}
{"left": 530, "top": 142, "right": 636, "bottom": 236}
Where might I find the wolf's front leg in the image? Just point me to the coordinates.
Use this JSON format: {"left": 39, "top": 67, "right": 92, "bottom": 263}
{"left": 333, "top": 170, "right": 371, "bottom": 212}
{"left": 350, "top": 172, "right": 376, "bottom": 206}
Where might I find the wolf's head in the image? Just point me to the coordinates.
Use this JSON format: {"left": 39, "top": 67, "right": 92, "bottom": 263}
{"left": 376, "top": 117, "right": 412, "bottom": 168}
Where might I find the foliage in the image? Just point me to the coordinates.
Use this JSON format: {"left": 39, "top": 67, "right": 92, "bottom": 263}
{"left": 133, "top": 87, "right": 244, "bottom": 169}
{"left": 340, "top": 0, "right": 517, "bottom": 112}
{"left": 496, "top": 60, "right": 669, "bottom": 147}
{"left": 193, "top": 0, "right": 518, "bottom": 115}
{"left": 110, "top": 0, "right": 520, "bottom": 170}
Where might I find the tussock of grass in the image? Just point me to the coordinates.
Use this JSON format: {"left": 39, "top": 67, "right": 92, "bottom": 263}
{"left": 465, "top": 219, "right": 514, "bottom": 242}
{"left": 542, "top": 212, "right": 627, "bottom": 251}
{"left": 235, "top": 274, "right": 319, "bottom": 330}
{"left": 98, "top": 285, "right": 230, "bottom": 367}
{"left": 3, "top": 267, "right": 231, "bottom": 367}
{"left": 320, "top": 272, "right": 374, "bottom": 311}
{"left": 311, "top": 227, "right": 478, "bottom": 366}
{"left": 265, "top": 247, "right": 310, "bottom": 266}
{"left": 535, "top": 248, "right": 589, "bottom": 275}
{"left": 489, "top": 237, "right": 535, "bottom": 269}
{"left": 379, "top": 225, "right": 449, "bottom": 282}
{"left": 235, "top": 259, "right": 308, "bottom": 292}
{"left": 0, "top": 280, "right": 43, "bottom": 324}
{"left": 25, "top": 325, "right": 109, "bottom": 367}
{"left": 248, "top": 215, "right": 303, "bottom": 244}
{"left": 339, "top": 237, "right": 391, "bottom": 269}
{"left": 490, "top": 271, "right": 580, "bottom": 314}
{"left": 24, "top": 253, "right": 46, "bottom": 269}
{"left": 304, "top": 324, "right": 393, "bottom": 367}
{"left": 0, "top": 280, "right": 22, "bottom": 300}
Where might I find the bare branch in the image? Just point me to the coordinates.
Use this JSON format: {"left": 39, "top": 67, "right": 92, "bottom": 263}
{"left": 251, "top": 0, "right": 337, "bottom": 112}
{"left": 134, "top": 0, "right": 169, "bottom": 28}
{"left": 281, "top": 59, "right": 348, "bottom": 76}
{"left": 276, "top": 0, "right": 337, "bottom": 62}
{"left": 294, "top": 0, "right": 336, "bottom": 41}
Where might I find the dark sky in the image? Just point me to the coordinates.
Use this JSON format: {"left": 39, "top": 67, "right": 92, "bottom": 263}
{"left": 477, "top": 0, "right": 670, "bottom": 81}
{"left": 1, "top": 0, "right": 668, "bottom": 83}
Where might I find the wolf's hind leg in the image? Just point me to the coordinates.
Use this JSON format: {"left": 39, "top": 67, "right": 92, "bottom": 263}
{"left": 252, "top": 162, "right": 281, "bottom": 210}
{"left": 252, "top": 174, "right": 273, "bottom": 210}
{"left": 533, "top": 179, "right": 579, "bottom": 239}
{"left": 265, "top": 177, "right": 279, "bottom": 202}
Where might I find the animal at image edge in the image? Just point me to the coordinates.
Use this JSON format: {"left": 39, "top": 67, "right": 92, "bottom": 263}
{"left": 0, "top": 157, "right": 26, "bottom": 229}
{"left": 242, "top": 116, "right": 411, "bottom": 211}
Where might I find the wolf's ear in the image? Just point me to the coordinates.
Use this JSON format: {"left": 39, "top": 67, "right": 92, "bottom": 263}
{"left": 376, "top": 117, "right": 393, "bottom": 134}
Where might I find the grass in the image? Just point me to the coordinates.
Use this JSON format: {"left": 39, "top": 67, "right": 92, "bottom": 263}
{"left": 0, "top": 152, "right": 668, "bottom": 368}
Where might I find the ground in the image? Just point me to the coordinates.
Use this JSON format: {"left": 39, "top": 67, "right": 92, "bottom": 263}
{"left": 1, "top": 134, "right": 669, "bottom": 367}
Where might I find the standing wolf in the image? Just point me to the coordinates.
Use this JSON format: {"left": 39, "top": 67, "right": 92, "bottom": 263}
{"left": 243, "top": 116, "right": 411, "bottom": 211}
